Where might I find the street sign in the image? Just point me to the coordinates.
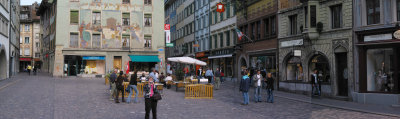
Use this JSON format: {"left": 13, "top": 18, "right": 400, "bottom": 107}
{"left": 166, "top": 43, "right": 174, "bottom": 47}
{"left": 164, "top": 24, "right": 170, "bottom": 31}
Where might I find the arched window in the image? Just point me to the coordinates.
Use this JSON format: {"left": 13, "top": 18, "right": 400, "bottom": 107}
{"left": 309, "top": 55, "right": 330, "bottom": 83}
{"left": 286, "top": 57, "right": 303, "bottom": 81}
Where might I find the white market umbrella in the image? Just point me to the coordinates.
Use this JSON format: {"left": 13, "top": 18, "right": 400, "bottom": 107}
{"left": 168, "top": 57, "right": 207, "bottom": 66}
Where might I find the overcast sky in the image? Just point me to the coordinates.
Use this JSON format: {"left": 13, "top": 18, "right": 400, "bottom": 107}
{"left": 21, "top": 0, "right": 42, "bottom": 5}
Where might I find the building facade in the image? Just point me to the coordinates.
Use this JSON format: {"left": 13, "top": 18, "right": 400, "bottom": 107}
{"left": 209, "top": 0, "right": 237, "bottom": 78}
{"left": 277, "top": 0, "right": 353, "bottom": 99}
{"left": 353, "top": 0, "right": 400, "bottom": 106}
{"left": 0, "top": 0, "right": 20, "bottom": 80}
{"left": 194, "top": 0, "right": 211, "bottom": 64}
{"left": 20, "top": 3, "right": 40, "bottom": 72}
{"left": 37, "top": 0, "right": 165, "bottom": 77}
{"left": 235, "top": 0, "right": 279, "bottom": 80}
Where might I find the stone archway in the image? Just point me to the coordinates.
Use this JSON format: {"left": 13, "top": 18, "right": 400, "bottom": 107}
{"left": 0, "top": 49, "right": 7, "bottom": 80}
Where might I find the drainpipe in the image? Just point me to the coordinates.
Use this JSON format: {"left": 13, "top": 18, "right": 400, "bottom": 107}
{"left": 9, "top": 0, "right": 12, "bottom": 77}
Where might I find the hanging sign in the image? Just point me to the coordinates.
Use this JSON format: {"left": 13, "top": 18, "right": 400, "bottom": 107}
{"left": 216, "top": 2, "right": 225, "bottom": 13}
{"left": 394, "top": 30, "right": 400, "bottom": 39}
{"left": 166, "top": 31, "right": 171, "bottom": 43}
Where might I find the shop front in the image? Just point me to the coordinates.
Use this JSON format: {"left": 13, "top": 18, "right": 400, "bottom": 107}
{"left": 354, "top": 30, "right": 400, "bottom": 106}
{"left": 195, "top": 52, "right": 209, "bottom": 75}
{"left": 129, "top": 55, "right": 160, "bottom": 74}
{"left": 209, "top": 49, "right": 235, "bottom": 78}
{"left": 64, "top": 55, "right": 105, "bottom": 77}
{"left": 19, "top": 58, "right": 32, "bottom": 72}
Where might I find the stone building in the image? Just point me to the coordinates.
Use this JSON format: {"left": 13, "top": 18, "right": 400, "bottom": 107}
{"left": 0, "top": 0, "right": 20, "bottom": 80}
{"left": 208, "top": 0, "right": 237, "bottom": 78}
{"left": 20, "top": 3, "right": 41, "bottom": 72}
{"left": 353, "top": 0, "right": 400, "bottom": 106}
{"left": 194, "top": 0, "right": 211, "bottom": 64}
{"left": 235, "top": 0, "right": 279, "bottom": 80}
{"left": 277, "top": 0, "right": 353, "bottom": 99}
{"left": 37, "top": 0, "right": 165, "bottom": 77}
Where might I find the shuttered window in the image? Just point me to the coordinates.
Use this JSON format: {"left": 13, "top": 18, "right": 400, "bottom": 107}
{"left": 70, "top": 10, "right": 79, "bottom": 24}
{"left": 123, "top": 13, "right": 130, "bottom": 26}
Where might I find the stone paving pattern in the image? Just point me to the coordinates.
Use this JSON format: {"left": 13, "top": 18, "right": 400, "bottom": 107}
{"left": 0, "top": 73, "right": 398, "bottom": 119}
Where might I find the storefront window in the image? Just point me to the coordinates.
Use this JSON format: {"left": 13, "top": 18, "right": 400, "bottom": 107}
{"left": 250, "top": 55, "right": 277, "bottom": 77}
{"left": 286, "top": 57, "right": 303, "bottom": 81}
{"left": 309, "top": 55, "right": 330, "bottom": 83}
{"left": 367, "top": 48, "right": 395, "bottom": 92}
{"left": 84, "top": 60, "right": 105, "bottom": 74}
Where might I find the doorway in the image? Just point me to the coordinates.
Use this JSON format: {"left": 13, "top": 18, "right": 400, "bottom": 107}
{"left": 336, "top": 52, "right": 348, "bottom": 96}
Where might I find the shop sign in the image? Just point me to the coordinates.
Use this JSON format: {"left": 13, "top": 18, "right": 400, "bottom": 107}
{"left": 394, "top": 30, "right": 400, "bottom": 39}
{"left": 193, "top": 44, "right": 199, "bottom": 47}
{"left": 20, "top": 58, "right": 32, "bottom": 61}
{"left": 83, "top": 56, "right": 105, "bottom": 60}
{"left": 166, "top": 43, "right": 174, "bottom": 47}
{"left": 216, "top": 2, "right": 225, "bottom": 13}
{"left": 364, "top": 34, "right": 392, "bottom": 42}
{"left": 211, "top": 49, "right": 234, "bottom": 56}
{"left": 280, "top": 39, "right": 303, "bottom": 47}
{"left": 294, "top": 50, "right": 301, "bottom": 57}
{"left": 196, "top": 52, "right": 205, "bottom": 57}
{"left": 164, "top": 24, "right": 170, "bottom": 31}
{"left": 166, "top": 31, "right": 171, "bottom": 44}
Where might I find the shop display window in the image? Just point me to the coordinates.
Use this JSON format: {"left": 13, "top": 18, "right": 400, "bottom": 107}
{"left": 309, "top": 55, "right": 330, "bottom": 83}
{"left": 286, "top": 57, "right": 303, "bottom": 81}
{"left": 366, "top": 48, "right": 396, "bottom": 92}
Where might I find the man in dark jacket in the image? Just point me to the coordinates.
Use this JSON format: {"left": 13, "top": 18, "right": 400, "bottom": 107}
{"left": 265, "top": 72, "right": 274, "bottom": 103}
{"left": 311, "top": 69, "right": 321, "bottom": 96}
{"left": 109, "top": 70, "right": 117, "bottom": 100}
{"left": 239, "top": 70, "right": 251, "bottom": 105}
{"left": 115, "top": 71, "right": 125, "bottom": 103}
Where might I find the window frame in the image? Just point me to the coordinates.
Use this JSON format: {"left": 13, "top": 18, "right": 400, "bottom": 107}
{"left": 366, "top": 0, "right": 380, "bottom": 25}
{"left": 289, "top": 15, "right": 297, "bottom": 35}
{"left": 70, "top": 10, "right": 79, "bottom": 24}
{"left": 330, "top": 4, "right": 342, "bottom": 29}
{"left": 92, "top": 11, "right": 101, "bottom": 26}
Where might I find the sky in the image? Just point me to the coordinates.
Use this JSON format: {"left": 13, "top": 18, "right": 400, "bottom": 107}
{"left": 21, "top": 0, "right": 42, "bottom": 5}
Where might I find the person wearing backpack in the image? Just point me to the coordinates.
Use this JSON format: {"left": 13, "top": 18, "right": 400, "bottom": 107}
{"left": 239, "top": 70, "right": 251, "bottom": 105}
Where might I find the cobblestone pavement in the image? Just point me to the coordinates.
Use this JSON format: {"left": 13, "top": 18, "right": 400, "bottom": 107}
{"left": 0, "top": 73, "right": 398, "bottom": 119}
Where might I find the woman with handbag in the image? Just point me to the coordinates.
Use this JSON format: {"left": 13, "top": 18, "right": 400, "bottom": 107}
{"left": 144, "top": 77, "right": 161, "bottom": 119}
{"left": 115, "top": 71, "right": 125, "bottom": 103}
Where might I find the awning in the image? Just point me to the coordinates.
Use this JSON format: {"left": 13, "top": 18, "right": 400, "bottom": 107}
{"left": 208, "top": 54, "right": 233, "bottom": 59}
{"left": 83, "top": 56, "right": 105, "bottom": 60}
{"left": 129, "top": 55, "right": 160, "bottom": 62}
{"left": 20, "top": 58, "right": 32, "bottom": 61}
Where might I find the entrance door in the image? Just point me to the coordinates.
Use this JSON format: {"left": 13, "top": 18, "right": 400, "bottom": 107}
{"left": 68, "top": 60, "right": 77, "bottom": 76}
{"left": 336, "top": 53, "right": 348, "bottom": 96}
{"left": 114, "top": 56, "right": 122, "bottom": 71}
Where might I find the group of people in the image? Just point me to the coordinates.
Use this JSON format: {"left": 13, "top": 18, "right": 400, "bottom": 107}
{"left": 26, "top": 65, "right": 38, "bottom": 75}
{"left": 197, "top": 67, "right": 225, "bottom": 90}
{"left": 240, "top": 69, "right": 275, "bottom": 105}
{"left": 108, "top": 69, "right": 163, "bottom": 119}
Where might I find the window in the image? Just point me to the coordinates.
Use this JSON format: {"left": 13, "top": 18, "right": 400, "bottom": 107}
{"left": 214, "top": 11, "right": 217, "bottom": 24}
{"left": 366, "top": 48, "right": 396, "bottom": 93}
{"left": 271, "top": 16, "right": 276, "bottom": 35}
{"left": 256, "top": 21, "right": 261, "bottom": 40}
{"left": 264, "top": 18, "right": 270, "bottom": 36}
{"left": 226, "top": 3, "right": 231, "bottom": 18}
{"left": 122, "top": 13, "right": 130, "bottom": 26}
{"left": 289, "top": 15, "right": 297, "bottom": 35}
{"left": 226, "top": 31, "right": 230, "bottom": 46}
{"left": 123, "top": 0, "right": 130, "bottom": 4}
{"left": 93, "top": 12, "right": 101, "bottom": 25}
{"left": 144, "top": 0, "right": 152, "bottom": 5}
{"left": 220, "top": 33, "right": 223, "bottom": 48}
{"left": 331, "top": 5, "right": 342, "bottom": 29}
{"left": 93, "top": 0, "right": 101, "bottom": 2}
{"left": 122, "top": 35, "right": 130, "bottom": 48}
{"left": 92, "top": 34, "right": 101, "bottom": 48}
{"left": 214, "top": 35, "right": 217, "bottom": 48}
{"left": 144, "top": 35, "right": 151, "bottom": 48}
{"left": 144, "top": 14, "right": 152, "bottom": 27}
{"left": 286, "top": 57, "right": 303, "bottom": 81}
{"left": 220, "top": 12, "right": 224, "bottom": 21}
{"left": 397, "top": 0, "right": 400, "bottom": 21}
{"left": 20, "top": 13, "right": 28, "bottom": 19}
{"left": 310, "top": 5, "right": 316, "bottom": 27}
{"left": 24, "top": 37, "right": 29, "bottom": 43}
{"left": 203, "top": 16, "right": 206, "bottom": 28}
{"left": 70, "top": 10, "right": 79, "bottom": 24}
{"left": 24, "top": 24, "right": 30, "bottom": 32}
{"left": 304, "top": 7, "right": 308, "bottom": 28}
{"left": 35, "top": 53, "right": 40, "bottom": 58}
{"left": 24, "top": 48, "right": 30, "bottom": 56}
{"left": 366, "top": 0, "right": 380, "bottom": 25}
{"left": 70, "top": 33, "right": 79, "bottom": 48}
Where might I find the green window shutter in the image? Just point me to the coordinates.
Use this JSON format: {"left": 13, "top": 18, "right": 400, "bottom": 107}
{"left": 70, "top": 11, "right": 79, "bottom": 24}
{"left": 227, "top": 4, "right": 230, "bottom": 18}
{"left": 220, "top": 33, "right": 223, "bottom": 48}
{"left": 123, "top": 13, "right": 130, "bottom": 19}
{"left": 226, "top": 31, "right": 230, "bottom": 46}
{"left": 214, "top": 35, "right": 217, "bottom": 48}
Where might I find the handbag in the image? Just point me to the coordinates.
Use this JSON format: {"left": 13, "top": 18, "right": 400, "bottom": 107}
{"left": 152, "top": 92, "right": 162, "bottom": 101}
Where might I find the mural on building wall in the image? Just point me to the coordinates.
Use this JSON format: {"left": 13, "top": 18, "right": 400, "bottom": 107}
{"left": 77, "top": 3, "right": 147, "bottom": 49}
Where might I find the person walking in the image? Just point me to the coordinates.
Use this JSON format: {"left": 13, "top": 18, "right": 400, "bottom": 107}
{"left": 33, "top": 65, "right": 37, "bottom": 75}
{"left": 214, "top": 68, "right": 221, "bottom": 90}
{"left": 240, "top": 70, "right": 251, "bottom": 105}
{"left": 265, "top": 72, "right": 274, "bottom": 103}
{"left": 253, "top": 70, "right": 263, "bottom": 103}
{"left": 220, "top": 69, "right": 225, "bottom": 83}
{"left": 27, "top": 65, "right": 32, "bottom": 75}
{"left": 109, "top": 70, "right": 117, "bottom": 100}
{"left": 311, "top": 69, "right": 321, "bottom": 96}
{"left": 144, "top": 77, "right": 159, "bottom": 119}
{"left": 115, "top": 71, "right": 125, "bottom": 103}
{"left": 127, "top": 71, "right": 139, "bottom": 103}
{"left": 205, "top": 68, "right": 214, "bottom": 84}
